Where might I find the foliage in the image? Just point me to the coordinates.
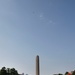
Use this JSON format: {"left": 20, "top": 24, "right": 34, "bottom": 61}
{"left": 58, "top": 73, "right": 63, "bottom": 75}
{"left": 72, "top": 71, "right": 75, "bottom": 75}
{"left": 0, "top": 67, "right": 19, "bottom": 75}
{"left": 65, "top": 72, "right": 68, "bottom": 75}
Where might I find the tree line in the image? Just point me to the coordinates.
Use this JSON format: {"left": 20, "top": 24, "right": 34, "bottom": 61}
{"left": 0, "top": 67, "right": 19, "bottom": 75}
{"left": 57, "top": 71, "right": 75, "bottom": 75}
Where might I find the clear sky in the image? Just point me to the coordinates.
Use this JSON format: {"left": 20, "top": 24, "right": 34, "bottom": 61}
{"left": 0, "top": 0, "right": 75, "bottom": 75}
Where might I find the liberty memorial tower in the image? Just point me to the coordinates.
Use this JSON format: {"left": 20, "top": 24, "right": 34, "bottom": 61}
{"left": 36, "top": 55, "right": 40, "bottom": 75}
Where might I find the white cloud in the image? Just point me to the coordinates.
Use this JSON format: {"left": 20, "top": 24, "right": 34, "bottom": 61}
{"left": 53, "top": 22, "right": 55, "bottom": 24}
{"left": 38, "top": 12, "right": 56, "bottom": 25}
{"left": 49, "top": 20, "right": 52, "bottom": 23}
{"left": 39, "top": 13, "right": 44, "bottom": 20}
{"left": 40, "top": 14, "right": 43, "bottom": 18}
{"left": 49, "top": 20, "right": 55, "bottom": 25}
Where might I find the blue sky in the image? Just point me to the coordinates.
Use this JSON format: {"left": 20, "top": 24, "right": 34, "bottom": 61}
{"left": 0, "top": 0, "right": 75, "bottom": 75}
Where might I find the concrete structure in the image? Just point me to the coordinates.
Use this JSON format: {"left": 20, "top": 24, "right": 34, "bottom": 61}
{"left": 36, "top": 55, "right": 40, "bottom": 75}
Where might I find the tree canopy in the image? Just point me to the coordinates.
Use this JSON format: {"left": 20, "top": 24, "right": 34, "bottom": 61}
{"left": 0, "top": 67, "right": 19, "bottom": 75}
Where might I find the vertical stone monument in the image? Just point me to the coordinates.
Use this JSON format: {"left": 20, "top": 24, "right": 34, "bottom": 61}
{"left": 36, "top": 55, "right": 40, "bottom": 75}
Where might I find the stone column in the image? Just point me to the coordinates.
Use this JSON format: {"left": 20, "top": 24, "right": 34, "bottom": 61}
{"left": 36, "top": 55, "right": 40, "bottom": 75}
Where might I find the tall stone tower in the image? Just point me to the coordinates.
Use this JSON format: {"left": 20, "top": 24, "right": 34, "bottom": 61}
{"left": 36, "top": 55, "right": 40, "bottom": 75}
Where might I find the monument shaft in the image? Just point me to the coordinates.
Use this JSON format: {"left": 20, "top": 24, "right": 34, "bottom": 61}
{"left": 36, "top": 55, "right": 40, "bottom": 75}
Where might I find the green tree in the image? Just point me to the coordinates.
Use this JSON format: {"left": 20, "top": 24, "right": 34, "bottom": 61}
{"left": 65, "top": 72, "right": 68, "bottom": 75}
{"left": 10, "top": 68, "right": 18, "bottom": 75}
{"left": 0, "top": 67, "right": 7, "bottom": 75}
{"left": 0, "top": 67, "right": 19, "bottom": 75}
{"left": 72, "top": 71, "right": 75, "bottom": 75}
{"left": 58, "top": 73, "right": 63, "bottom": 75}
{"left": 6, "top": 68, "right": 11, "bottom": 75}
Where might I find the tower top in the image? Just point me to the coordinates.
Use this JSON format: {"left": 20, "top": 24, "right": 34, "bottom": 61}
{"left": 36, "top": 55, "right": 39, "bottom": 59}
{"left": 36, "top": 55, "right": 39, "bottom": 57}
